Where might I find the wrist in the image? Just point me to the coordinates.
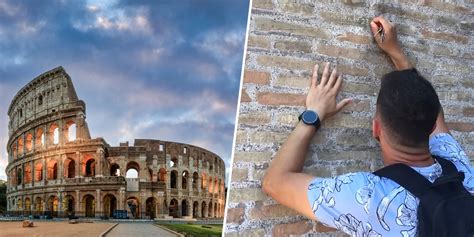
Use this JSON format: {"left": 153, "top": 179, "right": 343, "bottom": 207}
{"left": 306, "top": 107, "right": 326, "bottom": 122}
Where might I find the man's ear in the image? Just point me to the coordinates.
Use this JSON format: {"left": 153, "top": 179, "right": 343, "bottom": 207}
{"left": 372, "top": 118, "right": 381, "bottom": 141}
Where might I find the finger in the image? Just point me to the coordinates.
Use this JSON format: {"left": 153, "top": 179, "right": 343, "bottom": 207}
{"left": 334, "top": 74, "right": 343, "bottom": 92}
{"left": 311, "top": 64, "right": 319, "bottom": 87}
{"left": 373, "top": 16, "right": 393, "bottom": 30}
{"left": 336, "top": 98, "right": 352, "bottom": 112}
{"left": 320, "top": 62, "right": 330, "bottom": 86}
{"left": 370, "top": 21, "right": 379, "bottom": 36}
{"left": 327, "top": 67, "right": 338, "bottom": 88}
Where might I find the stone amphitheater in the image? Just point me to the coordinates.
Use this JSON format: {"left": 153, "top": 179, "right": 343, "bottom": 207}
{"left": 5, "top": 66, "right": 226, "bottom": 219}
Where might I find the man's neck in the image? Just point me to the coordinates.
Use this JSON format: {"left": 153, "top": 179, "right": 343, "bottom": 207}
{"left": 381, "top": 140, "right": 434, "bottom": 167}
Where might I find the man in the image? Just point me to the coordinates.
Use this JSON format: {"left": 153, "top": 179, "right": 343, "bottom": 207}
{"left": 262, "top": 16, "right": 473, "bottom": 236}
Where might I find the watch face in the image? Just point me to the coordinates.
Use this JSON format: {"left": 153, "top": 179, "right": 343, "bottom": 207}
{"left": 302, "top": 110, "right": 318, "bottom": 124}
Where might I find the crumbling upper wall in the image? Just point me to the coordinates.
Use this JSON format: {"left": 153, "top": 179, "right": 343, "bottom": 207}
{"left": 7, "top": 66, "right": 83, "bottom": 135}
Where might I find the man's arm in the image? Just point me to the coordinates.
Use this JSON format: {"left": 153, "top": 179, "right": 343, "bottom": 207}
{"left": 370, "top": 16, "right": 450, "bottom": 136}
{"left": 262, "top": 62, "right": 351, "bottom": 220}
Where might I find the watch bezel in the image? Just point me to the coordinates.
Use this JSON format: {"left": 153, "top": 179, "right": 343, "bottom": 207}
{"left": 302, "top": 110, "right": 318, "bottom": 124}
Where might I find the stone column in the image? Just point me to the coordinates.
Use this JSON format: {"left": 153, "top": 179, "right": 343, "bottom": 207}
{"left": 58, "top": 154, "right": 64, "bottom": 182}
{"left": 58, "top": 191, "right": 63, "bottom": 217}
{"left": 119, "top": 188, "right": 125, "bottom": 210}
{"left": 42, "top": 157, "right": 47, "bottom": 182}
{"left": 95, "top": 149, "right": 104, "bottom": 177}
{"left": 96, "top": 189, "right": 101, "bottom": 217}
{"left": 75, "top": 152, "right": 81, "bottom": 178}
{"left": 31, "top": 161, "right": 35, "bottom": 186}
{"left": 75, "top": 190, "right": 80, "bottom": 216}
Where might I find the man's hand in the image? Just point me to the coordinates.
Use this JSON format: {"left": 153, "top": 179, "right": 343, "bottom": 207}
{"left": 370, "top": 16, "right": 412, "bottom": 70}
{"left": 306, "top": 62, "right": 351, "bottom": 122}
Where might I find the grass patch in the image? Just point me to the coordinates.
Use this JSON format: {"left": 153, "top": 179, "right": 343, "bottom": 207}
{"left": 158, "top": 223, "right": 222, "bottom": 237}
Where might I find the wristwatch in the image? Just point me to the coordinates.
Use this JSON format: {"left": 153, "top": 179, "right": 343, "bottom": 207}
{"left": 298, "top": 110, "right": 321, "bottom": 128}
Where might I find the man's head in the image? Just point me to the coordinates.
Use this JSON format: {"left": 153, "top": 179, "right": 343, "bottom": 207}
{"left": 373, "top": 69, "right": 441, "bottom": 148}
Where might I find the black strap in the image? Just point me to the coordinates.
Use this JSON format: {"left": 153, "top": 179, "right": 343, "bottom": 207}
{"left": 374, "top": 163, "right": 432, "bottom": 198}
{"left": 374, "top": 157, "right": 464, "bottom": 198}
{"left": 434, "top": 156, "right": 457, "bottom": 176}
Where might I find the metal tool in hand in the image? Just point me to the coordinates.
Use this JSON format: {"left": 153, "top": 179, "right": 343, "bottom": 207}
{"left": 375, "top": 22, "right": 385, "bottom": 43}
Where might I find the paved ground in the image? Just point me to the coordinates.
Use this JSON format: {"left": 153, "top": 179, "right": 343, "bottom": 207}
{"left": 0, "top": 221, "right": 114, "bottom": 237}
{"left": 105, "top": 223, "right": 177, "bottom": 237}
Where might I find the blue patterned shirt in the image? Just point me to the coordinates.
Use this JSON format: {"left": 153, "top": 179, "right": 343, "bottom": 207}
{"left": 307, "top": 133, "right": 473, "bottom": 237}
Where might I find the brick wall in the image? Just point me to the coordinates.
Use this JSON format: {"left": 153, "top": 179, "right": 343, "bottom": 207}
{"left": 225, "top": 0, "right": 473, "bottom": 236}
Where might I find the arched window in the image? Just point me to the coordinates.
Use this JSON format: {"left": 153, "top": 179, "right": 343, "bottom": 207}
{"left": 36, "top": 128, "right": 44, "bottom": 148}
{"left": 49, "top": 124, "right": 59, "bottom": 145}
{"left": 35, "top": 162, "right": 43, "bottom": 181}
{"left": 65, "top": 158, "right": 75, "bottom": 178}
{"left": 170, "top": 158, "right": 178, "bottom": 168}
{"left": 158, "top": 168, "right": 167, "bottom": 181}
{"left": 17, "top": 168, "right": 23, "bottom": 185}
{"left": 182, "top": 171, "right": 189, "bottom": 189}
{"left": 85, "top": 159, "right": 95, "bottom": 177}
{"left": 110, "top": 164, "right": 120, "bottom": 176}
{"left": 170, "top": 170, "right": 178, "bottom": 189}
{"left": 66, "top": 121, "right": 76, "bottom": 142}
{"left": 25, "top": 133, "right": 33, "bottom": 151}
{"left": 126, "top": 162, "right": 139, "bottom": 178}
{"left": 17, "top": 137, "right": 24, "bottom": 155}
{"left": 192, "top": 172, "right": 199, "bottom": 188}
{"left": 38, "top": 95, "right": 43, "bottom": 106}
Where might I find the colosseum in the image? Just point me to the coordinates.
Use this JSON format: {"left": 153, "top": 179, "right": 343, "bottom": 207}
{"left": 5, "top": 66, "right": 226, "bottom": 220}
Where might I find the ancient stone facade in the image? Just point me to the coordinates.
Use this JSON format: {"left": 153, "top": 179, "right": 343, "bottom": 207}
{"left": 6, "top": 67, "right": 226, "bottom": 219}
{"left": 226, "top": 0, "right": 472, "bottom": 236}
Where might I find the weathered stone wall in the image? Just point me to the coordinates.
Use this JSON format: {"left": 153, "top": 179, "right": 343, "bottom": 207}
{"left": 226, "top": 0, "right": 473, "bottom": 236}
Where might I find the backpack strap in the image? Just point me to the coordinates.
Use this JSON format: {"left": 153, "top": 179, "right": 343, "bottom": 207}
{"left": 432, "top": 156, "right": 465, "bottom": 186}
{"left": 374, "top": 163, "right": 432, "bottom": 198}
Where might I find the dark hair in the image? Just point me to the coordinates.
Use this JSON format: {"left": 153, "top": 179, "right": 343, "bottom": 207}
{"left": 376, "top": 69, "right": 441, "bottom": 147}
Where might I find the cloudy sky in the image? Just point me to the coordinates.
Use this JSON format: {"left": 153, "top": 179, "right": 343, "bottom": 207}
{"left": 0, "top": 0, "right": 250, "bottom": 182}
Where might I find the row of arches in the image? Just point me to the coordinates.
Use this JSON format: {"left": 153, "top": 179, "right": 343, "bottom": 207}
{"left": 9, "top": 156, "right": 96, "bottom": 186}
{"left": 9, "top": 194, "right": 224, "bottom": 219}
{"left": 10, "top": 122, "right": 77, "bottom": 160}
{"left": 109, "top": 162, "right": 224, "bottom": 194}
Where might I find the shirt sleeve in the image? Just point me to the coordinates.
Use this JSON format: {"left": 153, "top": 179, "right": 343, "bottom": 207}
{"left": 429, "top": 133, "right": 471, "bottom": 167}
{"left": 307, "top": 172, "right": 376, "bottom": 229}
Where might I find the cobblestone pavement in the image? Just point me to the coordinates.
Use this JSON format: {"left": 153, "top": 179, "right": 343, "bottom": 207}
{"left": 105, "top": 223, "right": 177, "bottom": 237}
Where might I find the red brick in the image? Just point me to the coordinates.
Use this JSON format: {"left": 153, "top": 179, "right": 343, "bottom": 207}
{"left": 422, "top": 2, "right": 471, "bottom": 14}
{"left": 241, "top": 89, "right": 251, "bottom": 102}
{"left": 336, "top": 32, "right": 371, "bottom": 44}
{"left": 226, "top": 207, "right": 245, "bottom": 224}
{"left": 422, "top": 30, "right": 468, "bottom": 44}
{"left": 463, "top": 108, "right": 474, "bottom": 117}
{"left": 257, "top": 92, "right": 305, "bottom": 106}
{"left": 244, "top": 71, "right": 270, "bottom": 85}
{"left": 447, "top": 122, "right": 474, "bottom": 132}
{"left": 249, "top": 204, "right": 299, "bottom": 220}
{"left": 253, "top": 0, "right": 273, "bottom": 10}
{"left": 272, "top": 221, "right": 313, "bottom": 237}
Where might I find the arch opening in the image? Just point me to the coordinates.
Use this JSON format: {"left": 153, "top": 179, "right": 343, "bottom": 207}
{"left": 146, "top": 197, "right": 156, "bottom": 219}
{"left": 66, "top": 122, "right": 77, "bottom": 142}
{"left": 103, "top": 194, "right": 117, "bottom": 218}
{"left": 169, "top": 199, "right": 178, "bottom": 218}
{"left": 126, "top": 162, "right": 140, "bottom": 179}
{"left": 181, "top": 199, "right": 188, "bottom": 217}
{"left": 83, "top": 194, "right": 95, "bottom": 217}
{"left": 158, "top": 168, "right": 166, "bottom": 182}
{"left": 65, "top": 158, "right": 75, "bottom": 178}
{"left": 126, "top": 197, "right": 139, "bottom": 219}
{"left": 182, "top": 171, "right": 189, "bottom": 189}
{"left": 170, "top": 170, "right": 178, "bottom": 189}
{"left": 110, "top": 164, "right": 120, "bottom": 176}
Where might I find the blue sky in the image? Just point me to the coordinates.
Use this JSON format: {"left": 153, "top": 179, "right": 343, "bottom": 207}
{"left": 0, "top": 0, "right": 250, "bottom": 182}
